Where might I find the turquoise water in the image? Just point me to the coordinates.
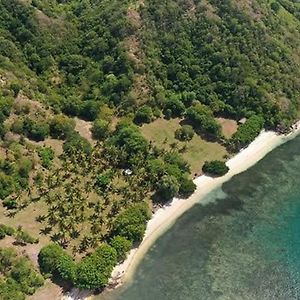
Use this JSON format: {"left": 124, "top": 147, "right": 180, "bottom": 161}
{"left": 102, "top": 135, "right": 300, "bottom": 300}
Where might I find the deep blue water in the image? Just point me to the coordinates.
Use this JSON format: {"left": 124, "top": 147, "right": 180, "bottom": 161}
{"left": 101, "top": 135, "right": 300, "bottom": 300}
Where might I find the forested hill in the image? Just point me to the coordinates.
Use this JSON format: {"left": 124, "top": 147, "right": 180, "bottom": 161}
{"left": 0, "top": 0, "right": 300, "bottom": 128}
{"left": 1, "top": 0, "right": 300, "bottom": 297}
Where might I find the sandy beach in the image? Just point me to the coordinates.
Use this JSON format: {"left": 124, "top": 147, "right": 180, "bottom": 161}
{"left": 62, "top": 123, "right": 300, "bottom": 300}
{"left": 108, "top": 124, "right": 300, "bottom": 288}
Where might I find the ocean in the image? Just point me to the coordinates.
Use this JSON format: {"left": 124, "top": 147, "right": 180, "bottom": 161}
{"left": 100, "top": 134, "right": 300, "bottom": 300}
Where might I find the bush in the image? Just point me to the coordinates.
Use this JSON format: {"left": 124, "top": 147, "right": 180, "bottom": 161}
{"left": 179, "top": 177, "right": 196, "bottom": 198}
{"left": 202, "top": 160, "right": 229, "bottom": 176}
{"left": 186, "top": 104, "right": 221, "bottom": 138}
{"left": 163, "top": 97, "right": 185, "bottom": 118}
{"left": 175, "top": 125, "right": 194, "bottom": 141}
{"left": 157, "top": 175, "right": 180, "bottom": 201}
{"left": 50, "top": 115, "right": 75, "bottom": 140}
{"left": 0, "top": 227, "right": 5, "bottom": 239}
{"left": 110, "top": 236, "right": 132, "bottom": 261}
{"left": 74, "top": 244, "right": 117, "bottom": 290}
{"left": 91, "top": 119, "right": 110, "bottom": 140}
{"left": 38, "top": 244, "right": 65, "bottom": 276}
{"left": 134, "top": 106, "right": 153, "bottom": 124}
{"left": 38, "top": 244, "right": 75, "bottom": 282}
{"left": 38, "top": 147, "right": 54, "bottom": 168}
{"left": 63, "top": 133, "right": 92, "bottom": 155}
{"left": 230, "top": 115, "right": 264, "bottom": 150}
{"left": 112, "top": 203, "right": 151, "bottom": 243}
{"left": 3, "top": 198, "right": 17, "bottom": 209}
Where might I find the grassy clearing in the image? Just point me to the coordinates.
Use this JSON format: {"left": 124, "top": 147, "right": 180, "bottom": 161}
{"left": 141, "top": 118, "right": 228, "bottom": 175}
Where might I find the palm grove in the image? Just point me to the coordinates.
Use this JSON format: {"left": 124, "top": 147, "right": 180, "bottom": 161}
{"left": 0, "top": 0, "right": 300, "bottom": 296}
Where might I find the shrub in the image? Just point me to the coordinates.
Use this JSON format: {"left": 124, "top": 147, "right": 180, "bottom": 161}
{"left": 50, "top": 115, "right": 75, "bottom": 140}
{"left": 230, "top": 115, "right": 264, "bottom": 150}
{"left": 186, "top": 104, "right": 221, "bottom": 138}
{"left": 175, "top": 125, "right": 194, "bottom": 141}
{"left": 110, "top": 236, "right": 132, "bottom": 261}
{"left": 74, "top": 244, "right": 117, "bottom": 290}
{"left": 3, "top": 198, "right": 17, "bottom": 209}
{"left": 134, "top": 106, "right": 153, "bottom": 124}
{"left": 202, "top": 160, "right": 229, "bottom": 176}
{"left": 0, "top": 224, "right": 15, "bottom": 236}
{"left": 157, "top": 175, "right": 180, "bottom": 201}
{"left": 38, "top": 147, "right": 54, "bottom": 168}
{"left": 91, "top": 119, "right": 110, "bottom": 140}
{"left": 112, "top": 203, "right": 151, "bottom": 243}
{"left": 63, "top": 133, "right": 92, "bottom": 155}
{"left": 179, "top": 177, "right": 196, "bottom": 198}
{"left": 38, "top": 244, "right": 65, "bottom": 276}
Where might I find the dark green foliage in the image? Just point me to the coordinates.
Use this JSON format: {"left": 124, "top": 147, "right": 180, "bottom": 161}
{"left": 3, "top": 198, "right": 17, "bottom": 210}
{"left": 110, "top": 236, "right": 132, "bottom": 261}
{"left": 91, "top": 119, "right": 110, "bottom": 140}
{"left": 38, "top": 244, "right": 64, "bottom": 276}
{"left": 10, "top": 83, "right": 21, "bottom": 97}
{"left": 107, "top": 123, "right": 149, "bottom": 167}
{"left": 134, "top": 106, "right": 153, "bottom": 124}
{"left": 21, "top": 118, "right": 50, "bottom": 141}
{"left": 186, "top": 104, "right": 221, "bottom": 138}
{"left": 63, "top": 133, "right": 92, "bottom": 156}
{"left": 175, "top": 125, "right": 194, "bottom": 141}
{"left": 38, "top": 147, "right": 54, "bottom": 169}
{"left": 231, "top": 115, "right": 265, "bottom": 150}
{"left": 164, "top": 96, "right": 185, "bottom": 118}
{"left": 74, "top": 244, "right": 117, "bottom": 290}
{"left": 49, "top": 115, "right": 75, "bottom": 140}
{"left": 202, "top": 160, "right": 229, "bottom": 177}
{"left": 38, "top": 243, "right": 117, "bottom": 290}
{"left": 112, "top": 203, "right": 151, "bottom": 243}
{"left": 56, "top": 254, "right": 76, "bottom": 282}
{"left": 95, "top": 172, "right": 113, "bottom": 190}
{"left": 179, "top": 177, "right": 196, "bottom": 198}
{"left": 271, "top": 2, "right": 280, "bottom": 12}
{"left": 157, "top": 175, "right": 180, "bottom": 201}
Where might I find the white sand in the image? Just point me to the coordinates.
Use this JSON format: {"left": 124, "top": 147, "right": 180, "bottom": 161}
{"left": 62, "top": 123, "right": 300, "bottom": 300}
{"left": 109, "top": 124, "right": 300, "bottom": 288}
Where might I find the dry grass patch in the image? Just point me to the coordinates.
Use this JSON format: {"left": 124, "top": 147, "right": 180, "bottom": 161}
{"left": 216, "top": 117, "right": 238, "bottom": 139}
{"left": 141, "top": 118, "right": 228, "bottom": 175}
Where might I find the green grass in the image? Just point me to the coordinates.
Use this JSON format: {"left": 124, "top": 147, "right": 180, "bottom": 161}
{"left": 141, "top": 118, "right": 228, "bottom": 175}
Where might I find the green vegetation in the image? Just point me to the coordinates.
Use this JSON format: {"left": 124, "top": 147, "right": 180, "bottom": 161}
{"left": 38, "top": 243, "right": 117, "bottom": 290}
{"left": 112, "top": 203, "right": 151, "bottom": 243}
{"left": 0, "top": 248, "right": 44, "bottom": 300}
{"left": 0, "top": 0, "right": 299, "bottom": 296}
{"left": 202, "top": 160, "right": 229, "bottom": 177}
{"left": 175, "top": 125, "right": 195, "bottom": 141}
{"left": 38, "top": 147, "right": 54, "bottom": 168}
{"left": 230, "top": 115, "right": 265, "bottom": 150}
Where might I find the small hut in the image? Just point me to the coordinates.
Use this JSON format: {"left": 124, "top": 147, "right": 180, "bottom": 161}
{"left": 238, "top": 117, "right": 247, "bottom": 125}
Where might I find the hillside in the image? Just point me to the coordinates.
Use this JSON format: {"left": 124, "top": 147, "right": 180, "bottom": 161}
{"left": 0, "top": 0, "right": 300, "bottom": 298}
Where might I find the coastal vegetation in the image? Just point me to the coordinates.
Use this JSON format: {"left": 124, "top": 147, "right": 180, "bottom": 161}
{"left": 202, "top": 160, "right": 229, "bottom": 177}
{"left": 0, "top": 0, "right": 299, "bottom": 297}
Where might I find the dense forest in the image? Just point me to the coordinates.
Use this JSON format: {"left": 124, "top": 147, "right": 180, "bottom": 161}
{"left": 0, "top": 0, "right": 300, "bottom": 296}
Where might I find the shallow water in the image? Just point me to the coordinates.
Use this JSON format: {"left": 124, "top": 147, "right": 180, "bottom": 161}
{"left": 101, "top": 135, "right": 300, "bottom": 300}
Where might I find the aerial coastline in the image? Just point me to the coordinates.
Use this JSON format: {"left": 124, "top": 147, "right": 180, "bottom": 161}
{"left": 62, "top": 121, "right": 300, "bottom": 300}
{"left": 108, "top": 123, "right": 300, "bottom": 289}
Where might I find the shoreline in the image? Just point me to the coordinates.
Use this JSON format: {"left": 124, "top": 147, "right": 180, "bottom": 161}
{"left": 62, "top": 123, "right": 300, "bottom": 300}
{"left": 108, "top": 123, "right": 300, "bottom": 289}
